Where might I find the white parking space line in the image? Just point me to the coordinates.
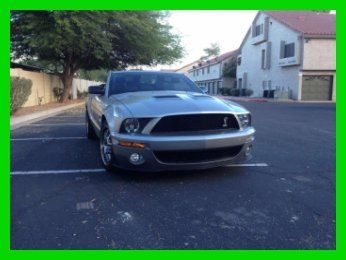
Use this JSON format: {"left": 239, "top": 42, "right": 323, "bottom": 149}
{"left": 29, "top": 123, "right": 85, "bottom": 126}
{"left": 11, "top": 163, "right": 269, "bottom": 176}
{"left": 52, "top": 115, "right": 84, "bottom": 118}
{"left": 11, "top": 137, "right": 87, "bottom": 141}
{"left": 11, "top": 168, "right": 107, "bottom": 176}
{"left": 224, "top": 163, "right": 269, "bottom": 167}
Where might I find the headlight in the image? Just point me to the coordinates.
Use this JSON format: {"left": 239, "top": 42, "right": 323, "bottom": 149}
{"left": 124, "top": 118, "right": 140, "bottom": 133}
{"left": 237, "top": 113, "right": 251, "bottom": 128}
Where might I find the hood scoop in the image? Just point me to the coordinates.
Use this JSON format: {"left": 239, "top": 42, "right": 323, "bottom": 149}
{"left": 153, "top": 95, "right": 181, "bottom": 99}
{"left": 193, "top": 95, "right": 213, "bottom": 99}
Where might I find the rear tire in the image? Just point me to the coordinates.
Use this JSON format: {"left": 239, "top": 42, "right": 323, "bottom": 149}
{"left": 86, "top": 110, "right": 97, "bottom": 139}
{"left": 100, "top": 123, "right": 115, "bottom": 171}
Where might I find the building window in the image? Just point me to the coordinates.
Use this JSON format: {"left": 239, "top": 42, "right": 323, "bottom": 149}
{"left": 237, "top": 57, "right": 241, "bottom": 66}
{"left": 196, "top": 69, "right": 199, "bottom": 76}
{"left": 261, "top": 49, "right": 266, "bottom": 69}
{"left": 207, "top": 66, "right": 210, "bottom": 73}
{"left": 193, "top": 71, "right": 196, "bottom": 77}
{"left": 238, "top": 78, "right": 243, "bottom": 89}
{"left": 284, "top": 43, "right": 295, "bottom": 58}
{"left": 202, "top": 68, "right": 205, "bottom": 75}
{"left": 254, "top": 24, "right": 263, "bottom": 37}
{"left": 262, "top": 80, "right": 267, "bottom": 89}
{"left": 268, "top": 80, "right": 272, "bottom": 90}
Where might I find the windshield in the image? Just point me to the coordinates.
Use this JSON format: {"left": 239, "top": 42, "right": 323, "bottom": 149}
{"left": 108, "top": 72, "right": 202, "bottom": 95}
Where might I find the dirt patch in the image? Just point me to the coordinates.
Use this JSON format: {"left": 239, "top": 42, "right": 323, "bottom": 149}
{"left": 12, "top": 100, "right": 84, "bottom": 117}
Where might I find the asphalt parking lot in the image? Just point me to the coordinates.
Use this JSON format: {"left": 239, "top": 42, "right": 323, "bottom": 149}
{"left": 10, "top": 102, "right": 335, "bottom": 249}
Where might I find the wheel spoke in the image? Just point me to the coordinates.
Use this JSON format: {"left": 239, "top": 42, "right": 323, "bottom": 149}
{"left": 101, "top": 128, "right": 113, "bottom": 165}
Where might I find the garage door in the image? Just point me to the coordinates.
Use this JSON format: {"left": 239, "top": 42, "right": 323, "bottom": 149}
{"left": 301, "top": 75, "right": 333, "bottom": 101}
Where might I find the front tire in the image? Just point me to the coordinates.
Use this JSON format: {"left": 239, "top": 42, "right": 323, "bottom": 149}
{"left": 100, "top": 123, "right": 115, "bottom": 171}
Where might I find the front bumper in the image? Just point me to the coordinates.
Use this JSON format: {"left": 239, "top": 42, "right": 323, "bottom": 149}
{"left": 110, "top": 127, "right": 255, "bottom": 172}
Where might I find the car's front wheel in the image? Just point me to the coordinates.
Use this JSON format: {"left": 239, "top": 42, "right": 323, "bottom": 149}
{"left": 100, "top": 123, "right": 115, "bottom": 170}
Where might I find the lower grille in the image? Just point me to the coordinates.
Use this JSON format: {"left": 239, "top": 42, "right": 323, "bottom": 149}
{"left": 154, "top": 145, "right": 243, "bottom": 164}
{"left": 151, "top": 114, "right": 239, "bottom": 134}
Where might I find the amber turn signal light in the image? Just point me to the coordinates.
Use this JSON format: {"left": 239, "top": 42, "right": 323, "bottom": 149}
{"left": 119, "top": 140, "right": 145, "bottom": 149}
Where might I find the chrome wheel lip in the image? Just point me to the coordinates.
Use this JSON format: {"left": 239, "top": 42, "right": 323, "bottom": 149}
{"left": 100, "top": 127, "right": 113, "bottom": 165}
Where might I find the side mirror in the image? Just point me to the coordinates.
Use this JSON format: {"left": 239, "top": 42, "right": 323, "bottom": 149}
{"left": 88, "top": 85, "right": 105, "bottom": 95}
{"left": 200, "top": 86, "right": 208, "bottom": 94}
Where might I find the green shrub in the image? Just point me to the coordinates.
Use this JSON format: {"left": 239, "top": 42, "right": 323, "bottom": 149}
{"left": 53, "top": 87, "right": 63, "bottom": 101}
{"left": 53, "top": 87, "right": 72, "bottom": 101}
{"left": 244, "top": 88, "right": 253, "bottom": 97}
{"left": 219, "top": 87, "right": 229, "bottom": 96}
{"left": 77, "top": 89, "right": 88, "bottom": 99}
{"left": 229, "top": 88, "right": 240, "bottom": 96}
{"left": 10, "top": 76, "right": 32, "bottom": 115}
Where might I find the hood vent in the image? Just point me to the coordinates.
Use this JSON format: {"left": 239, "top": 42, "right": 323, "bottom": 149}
{"left": 154, "top": 95, "right": 180, "bottom": 99}
{"left": 193, "top": 95, "right": 212, "bottom": 99}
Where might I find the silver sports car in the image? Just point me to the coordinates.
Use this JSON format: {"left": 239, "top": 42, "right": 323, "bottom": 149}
{"left": 86, "top": 71, "right": 255, "bottom": 171}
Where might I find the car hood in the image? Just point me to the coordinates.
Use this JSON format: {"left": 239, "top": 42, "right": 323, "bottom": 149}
{"left": 110, "top": 91, "right": 249, "bottom": 117}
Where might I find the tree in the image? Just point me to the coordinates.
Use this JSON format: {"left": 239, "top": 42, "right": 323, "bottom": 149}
{"left": 11, "top": 11, "right": 183, "bottom": 102}
{"left": 201, "top": 43, "right": 220, "bottom": 60}
{"left": 78, "top": 69, "right": 108, "bottom": 82}
{"left": 222, "top": 57, "right": 237, "bottom": 78}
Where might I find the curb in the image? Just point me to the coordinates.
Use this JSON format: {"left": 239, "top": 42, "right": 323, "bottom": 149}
{"left": 11, "top": 102, "right": 84, "bottom": 130}
{"left": 219, "top": 96, "right": 269, "bottom": 103}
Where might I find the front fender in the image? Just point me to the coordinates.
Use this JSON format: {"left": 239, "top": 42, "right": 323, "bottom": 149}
{"left": 104, "top": 104, "right": 132, "bottom": 135}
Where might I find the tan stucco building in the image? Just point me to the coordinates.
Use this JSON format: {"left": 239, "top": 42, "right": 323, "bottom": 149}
{"left": 10, "top": 63, "right": 103, "bottom": 107}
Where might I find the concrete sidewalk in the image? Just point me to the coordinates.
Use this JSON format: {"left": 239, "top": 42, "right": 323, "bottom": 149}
{"left": 218, "top": 96, "right": 270, "bottom": 103}
{"left": 11, "top": 102, "right": 84, "bottom": 130}
{"left": 218, "top": 95, "right": 335, "bottom": 103}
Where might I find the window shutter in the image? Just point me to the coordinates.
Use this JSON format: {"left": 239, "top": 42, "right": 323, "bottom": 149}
{"left": 243, "top": 72, "right": 248, "bottom": 89}
{"left": 261, "top": 49, "right": 266, "bottom": 69}
{"left": 266, "top": 41, "right": 271, "bottom": 69}
{"left": 251, "top": 22, "right": 256, "bottom": 37}
{"left": 280, "top": 41, "right": 285, "bottom": 59}
{"left": 264, "top": 17, "right": 269, "bottom": 40}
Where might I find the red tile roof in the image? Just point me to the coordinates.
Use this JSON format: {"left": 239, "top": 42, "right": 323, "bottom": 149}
{"left": 194, "top": 49, "right": 239, "bottom": 68}
{"left": 175, "top": 60, "right": 200, "bottom": 72}
{"left": 264, "top": 11, "right": 335, "bottom": 37}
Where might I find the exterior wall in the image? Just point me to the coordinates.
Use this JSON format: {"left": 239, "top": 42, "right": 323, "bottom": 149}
{"left": 10, "top": 68, "right": 102, "bottom": 107}
{"left": 222, "top": 77, "right": 236, "bottom": 88}
{"left": 175, "top": 61, "right": 199, "bottom": 75}
{"left": 188, "top": 62, "right": 222, "bottom": 82}
{"left": 237, "top": 12, "right": 303, "bottom": 99}
{"left": 302, "top": 39, "right": 336, "bottom": 70}
{"left": 187, "top": 56, "right": 236, "bottom": 95}
{"left": 300, "top": 38, "right": 336, "bottom": 101}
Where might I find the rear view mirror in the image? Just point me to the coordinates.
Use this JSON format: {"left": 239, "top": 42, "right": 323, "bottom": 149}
{"left": 88, "top": 85, "right": 105, "bottom": 95}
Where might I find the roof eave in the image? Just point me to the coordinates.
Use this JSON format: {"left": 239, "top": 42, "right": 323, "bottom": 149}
{"left": 304, "top": 34, "right": 336, "bottom": 39}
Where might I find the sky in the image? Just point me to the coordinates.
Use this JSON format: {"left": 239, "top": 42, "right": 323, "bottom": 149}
{"left": 155, "top": 10, "right": 258, "bottom": 70}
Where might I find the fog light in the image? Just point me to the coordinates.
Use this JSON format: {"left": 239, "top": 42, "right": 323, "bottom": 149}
{"left": 129, "top": 153, "right": 144, "bottom": 165}
{"left": 245, "top": 145, "right": 252, "bottom": 156}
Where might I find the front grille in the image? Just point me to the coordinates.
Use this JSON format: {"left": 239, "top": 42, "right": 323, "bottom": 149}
{"left": 154, "top": 145, "right": 243, "bottom": 164}
{"left": 151, "top": 114, "right": 239, "bottom": 134}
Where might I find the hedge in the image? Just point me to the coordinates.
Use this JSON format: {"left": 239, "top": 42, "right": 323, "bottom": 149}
{"left": 10, "top": 76, "right": 32, "bottom": 115}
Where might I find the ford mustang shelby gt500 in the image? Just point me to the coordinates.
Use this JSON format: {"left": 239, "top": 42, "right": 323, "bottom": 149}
{"left": 86, "top": 71, "right": 255, "bottom": 171}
